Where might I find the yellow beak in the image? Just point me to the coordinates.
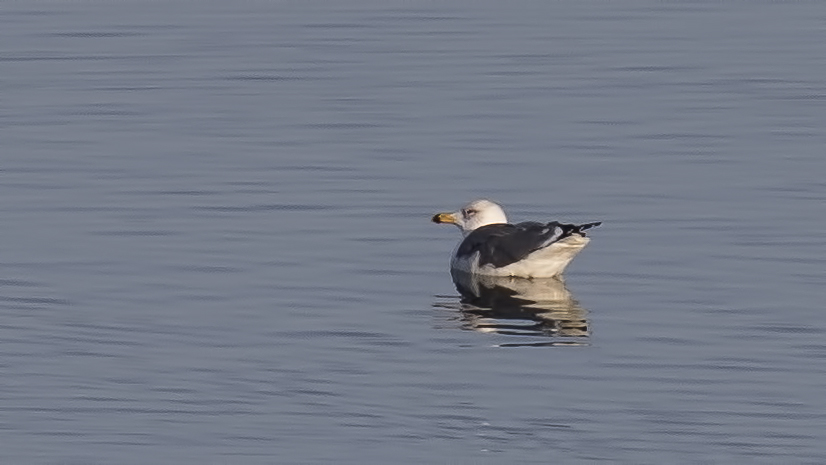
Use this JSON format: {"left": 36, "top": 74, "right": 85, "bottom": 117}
{"left": 432, "top": 212, "right": 458, "bottom": 225}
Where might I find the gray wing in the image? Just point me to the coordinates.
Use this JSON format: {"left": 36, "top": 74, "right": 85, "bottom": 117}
{"left": 457, "top": 221, "right": 600, "bottom": 268}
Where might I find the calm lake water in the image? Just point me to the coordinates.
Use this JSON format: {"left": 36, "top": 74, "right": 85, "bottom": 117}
{"left": 2, "top": 2, "right": 825, "bottom": 463}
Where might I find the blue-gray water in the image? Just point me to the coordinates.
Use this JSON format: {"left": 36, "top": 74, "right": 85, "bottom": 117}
{"left": 2, "top": 2, "right": 825, "bottom": 463}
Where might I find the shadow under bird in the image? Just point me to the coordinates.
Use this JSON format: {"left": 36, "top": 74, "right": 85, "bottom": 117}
{"left": 446, "top": 270, "right": 590, "bottom": 339}
{"left": 432, "top": 199, "right": 601, "bottom": 278}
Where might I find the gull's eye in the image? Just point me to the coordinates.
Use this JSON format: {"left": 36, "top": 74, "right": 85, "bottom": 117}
{"left": 464, "top": 209, "right": 476, "bottom": 217}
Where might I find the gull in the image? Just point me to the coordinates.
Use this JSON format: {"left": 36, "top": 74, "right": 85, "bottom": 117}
{"left": 432, "top": 199, "right": 600, "bottom": 278}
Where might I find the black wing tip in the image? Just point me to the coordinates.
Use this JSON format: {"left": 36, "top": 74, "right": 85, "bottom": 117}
{"left": 576, "top": 221, "right": 602, "bottom": 236}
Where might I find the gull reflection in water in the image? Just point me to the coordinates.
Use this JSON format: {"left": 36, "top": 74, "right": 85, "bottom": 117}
{"left": 434, "top": 270, "right": 590, "bottom": 346}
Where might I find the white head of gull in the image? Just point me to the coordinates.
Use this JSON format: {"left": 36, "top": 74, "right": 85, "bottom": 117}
{"left": 431, "top": 199, "right": 508, "bottom": 236}
{"left": 432, "top": 199, "right": 601, "bottom": 278}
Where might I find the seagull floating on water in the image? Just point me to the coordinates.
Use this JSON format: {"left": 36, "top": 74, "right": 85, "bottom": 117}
{"left": 432, "top": 199, "right": 601, "bottom": 278}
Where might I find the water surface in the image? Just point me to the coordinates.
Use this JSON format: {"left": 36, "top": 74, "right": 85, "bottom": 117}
{"left": 2, "top": 2, "right": 825, "bottom": 463}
